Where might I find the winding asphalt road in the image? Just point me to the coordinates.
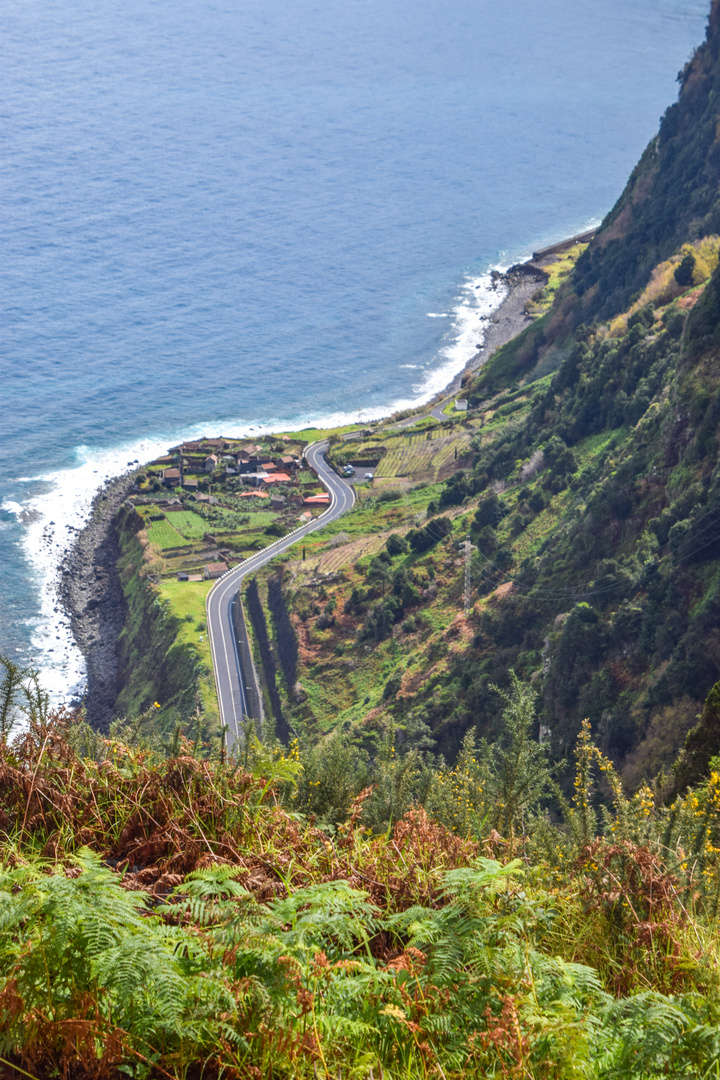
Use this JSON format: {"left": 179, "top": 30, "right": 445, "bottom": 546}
{"left": 206, "top": 440, "right": 355, "bottom": 749}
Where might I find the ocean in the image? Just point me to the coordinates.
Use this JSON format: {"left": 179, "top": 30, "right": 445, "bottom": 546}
{"left": 1, "top": 0, "right": 710, "bottom": 702}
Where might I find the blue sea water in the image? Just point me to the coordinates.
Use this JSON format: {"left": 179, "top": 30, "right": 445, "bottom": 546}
{"left": 0, "top": 0, "right": 710, "bottom": 699}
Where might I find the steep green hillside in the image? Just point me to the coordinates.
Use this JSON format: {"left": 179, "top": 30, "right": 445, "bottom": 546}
{"left": 113, "top": 506, "right": 220, "bottom": 737}
{"left": 244, "top": 2, "right": 720, "bottom": 797}
{"left": 474, "top": 0, "right": 720, "bottom": 394}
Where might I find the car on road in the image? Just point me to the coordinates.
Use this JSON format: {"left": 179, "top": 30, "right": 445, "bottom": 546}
{"left": 364, "top": 472, "right": 374, "bottom": 480}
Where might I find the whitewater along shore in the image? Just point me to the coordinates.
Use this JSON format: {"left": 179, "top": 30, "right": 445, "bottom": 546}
{"left": 448, "top": 228, "right": 596, "bottom": 400}
{"left": 58, "top": 474, "right": 135, "bottom": 729}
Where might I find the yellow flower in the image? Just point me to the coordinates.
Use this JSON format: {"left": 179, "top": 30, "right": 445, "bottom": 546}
{"left": 153, "top": 702, "right": 161, "bottom": 709}
{"left": 380, "top": 1005, "right": 406, "bottom": 1021}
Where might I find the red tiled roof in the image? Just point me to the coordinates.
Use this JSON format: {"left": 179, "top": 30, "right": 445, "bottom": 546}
{"left": 238, "top": 490, "right": 269, "bottom": 498}
{"left": 262, "top": 473, "right": 292, "bottom": 484}
{"left": 303, "top": 494, "right": 330, "bottom": 504}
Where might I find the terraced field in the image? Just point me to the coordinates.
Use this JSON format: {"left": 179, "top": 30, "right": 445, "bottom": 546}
{"left": 375, "top": 430, "right": 473, "bottom": 481}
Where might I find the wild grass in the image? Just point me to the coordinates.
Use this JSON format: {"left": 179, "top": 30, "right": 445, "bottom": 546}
{"left": 527, "top": 241, "right": 590, "bottom": 317}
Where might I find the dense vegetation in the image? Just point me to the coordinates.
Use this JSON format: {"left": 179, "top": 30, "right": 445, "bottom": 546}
{"left": 3, "top": 659, "right": 720, "bottom": 1079}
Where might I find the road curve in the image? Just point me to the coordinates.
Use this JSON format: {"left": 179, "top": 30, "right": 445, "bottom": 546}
{"left": 206, "top": 440, "right": 355, "bottom": 749}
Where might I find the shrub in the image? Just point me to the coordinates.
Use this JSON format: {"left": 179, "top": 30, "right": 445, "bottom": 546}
{"left": 386, "top": 532, "right": 409, "bottom": 556}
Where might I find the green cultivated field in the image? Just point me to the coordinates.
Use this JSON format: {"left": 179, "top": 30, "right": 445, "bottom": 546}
{"left": 165, "top": 510, "right": 208, "bottom": 539}
{"left": 157, "top": 578, "right": 217, "bottom": 718}
{"left": 146, "top": 517, "right": 191, "bottom": 549}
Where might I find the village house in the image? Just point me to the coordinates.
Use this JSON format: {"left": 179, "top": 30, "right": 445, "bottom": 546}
{"left": 270, "top": 494, "right": 286, "bottom": 510}
{"left": 161, "top": 467, "right": 181, "bottom": 487}
{"left": 204, "top": 561, "right": 227, "bottom": 580}
{"left": 182, "top": 478, "right": 199, "bottom": 491}
{"left": 238, "top": 457, "right": 263, "bottom": 473}
{"left": 303, "top": 493, "right": 331, "bottom": 505}
{"left": 204, "top": 454, "right": 218, "bottom": 472}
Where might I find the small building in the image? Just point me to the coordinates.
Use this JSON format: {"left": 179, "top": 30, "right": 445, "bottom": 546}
{"left": 189, "top": 492, "right": 210, "bottom": 503}
{"left": 454, "top": 399, "right": 469, "bottom": 412}
{"left": 161, "top": 468, "right": 181, "bottom": 487}
{"left": 180, "top": 441, "right": 201, "bottom": 453}
{"left": 204, "top": 561, "right": 228, "bottom": 580}
{"left": 204, "top": 454, "right": 218, "bottom": 472}
{"left": 262, "top": 461, "right": 278, "bottom": 473}
{"left": 270, "top": 494, "right": 286, "bottom": 510}
{"left": 182, "top": 478, "right": 199, "bottom": 491}
{"left": 176, "top": 571, "right": 189, "bottom": 581}
{"left": 298, "top": 511, "right": 312, "bottom": 522}
{"left": 303, "top": 493, "right": 331, "bottom": 505}
{"left": 203, "top": 439, "right": 227, "bottom": 451}
{"left": 239, "top": 457, "right": 263, "bottom": 473}
{"left": 188, "top": 573, "right": 203, "bottom": 582}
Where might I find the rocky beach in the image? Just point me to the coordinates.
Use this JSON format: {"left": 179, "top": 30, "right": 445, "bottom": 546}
{"left": 58, "top": 474, "right": 134, "bottom": 729}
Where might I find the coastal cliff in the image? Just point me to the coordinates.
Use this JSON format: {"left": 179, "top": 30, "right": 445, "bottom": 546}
{"left": 58, "top": 476, "right": 132, "bottom": 729}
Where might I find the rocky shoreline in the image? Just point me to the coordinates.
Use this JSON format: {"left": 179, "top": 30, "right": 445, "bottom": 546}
{"left": 58, "top": 474, "right": 134, "bottom": 730}
{"left": 462, "top": 263, "right": 545, "bottom": 387}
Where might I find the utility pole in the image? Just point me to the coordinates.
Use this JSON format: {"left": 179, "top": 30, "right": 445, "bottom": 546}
{"left": 463, "top": 540, "right": 474, "bottom": 614}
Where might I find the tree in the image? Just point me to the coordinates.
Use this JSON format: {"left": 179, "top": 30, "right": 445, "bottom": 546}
{"left": 386, "top": 533, "right": 409, "bottom": 556}
{"left": 674, "top": 252, "right": 696, "bottom": 287}
{"left": 478, "top": 673, "right": 553, "bottom": 842}
{"left": 543, "top": 435, "right": 577, "bottom": 477}
{"left": 474, "top": 494, "right": 502, "bottom": 529}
